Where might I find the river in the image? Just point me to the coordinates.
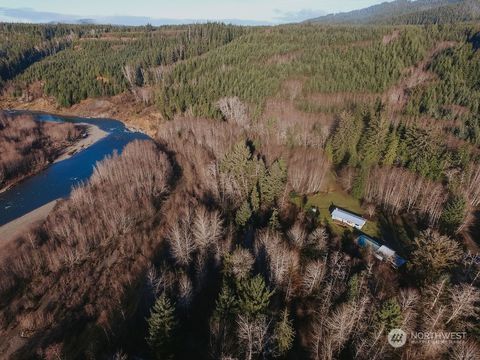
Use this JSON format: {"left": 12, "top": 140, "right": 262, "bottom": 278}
{"left": 0, "top": 112, "right": 150, "bottom": 227}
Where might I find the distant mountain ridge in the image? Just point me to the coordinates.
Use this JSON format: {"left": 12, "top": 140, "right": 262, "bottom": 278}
{"left": 0, "top": 7, "right": 272, "bottom": 26}
{"left": 306, "top": 0, "right": 480, "bottom": 24}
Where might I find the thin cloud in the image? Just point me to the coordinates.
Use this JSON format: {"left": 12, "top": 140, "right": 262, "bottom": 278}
{"left": 0, "top": 7, "right": 273, "bottom": 26}
{"left": 0, "top": 7, "right": 80, "bottom": 23}
{"left": 273, "top": 8, "right": 326, "bottom": 23}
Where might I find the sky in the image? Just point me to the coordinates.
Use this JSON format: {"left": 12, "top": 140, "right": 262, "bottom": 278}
{"left": 0, "top": 0, "right": 394, "bottom": 24}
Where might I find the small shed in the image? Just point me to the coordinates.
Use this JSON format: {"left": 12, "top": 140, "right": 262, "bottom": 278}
{"left": 331, "top": 207, "right": 366, "bottom": 230}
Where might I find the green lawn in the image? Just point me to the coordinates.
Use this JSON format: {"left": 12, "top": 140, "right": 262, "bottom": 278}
{"left": 291, "top": 189, "right": 380, "bottom": 238}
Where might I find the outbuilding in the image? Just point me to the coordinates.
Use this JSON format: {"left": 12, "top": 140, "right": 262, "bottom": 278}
{"left": 357, "top": 235, "right": 406, "bottom": 268}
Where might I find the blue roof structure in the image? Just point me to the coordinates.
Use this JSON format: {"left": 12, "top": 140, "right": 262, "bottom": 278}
{"left": 331, "top": 208, "right": 366, "bottom": 228}
{"left": 357, "top": 235, "right": 407, "bottom": 268}
{"left": 394, "top": 255, "right": 407, "bottom": 268}
{"left": 357, "top": 234, "right": 381, "bottom": 249}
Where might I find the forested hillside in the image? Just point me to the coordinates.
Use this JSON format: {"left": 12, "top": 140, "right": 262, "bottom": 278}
{"left": 9, "top": 23, "right": 245, "bottom": 106}
{"left": 1, "top": 20, "right": 480, "bottom": 359}
{"left": 0, "top": 23, "right": 117, "bottom": 88}
{"left": 307, "top": 0, "right": 480, "bottom": 25}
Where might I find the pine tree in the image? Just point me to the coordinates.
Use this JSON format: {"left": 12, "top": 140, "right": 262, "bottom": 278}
{"left": 351, "top": 166, "right": 368, "bottom": 199}
{"left": 269, "top": 208, "right": 280, "bottom": 230}
{"left": 376, "top": 298, "right": 402, "bottom": 332}
{"left": 214, "top": 281, "right": 238, "bottom": 320}
{"left": 409, "top": 229, "right": 462, "bottom": 283}
{"left": 250, "top": 185, "right": 260, "bottom": 212}
{"left": 237, "top": 275, "right": 273, "bottom": 318}
{"left": 236, "top": 201, "right": 252, "bottom": 227}
{"left": 330, "top": 111, "right": 362, "bottom": 166}
{"left": 347, "top": 273, "right": 361, "bottom": 300}
{"left": 382, "top": 129, "right": 399, "bottom": 166}
{"left": 440, "top": 194, "right": 466, "bottom": 235}
{"left": 220, "top": 141, "right": 251, "bottom": 176}
{"left": 147, "top": 294, "right": 177, "bottom": 359}
{"left": 402, "top": 126, "right": 445, "bottom": 180}
{"left": 259, "top": 159, "right": 286, "bottom": 209}
{"left": 358, "top": 104, "right": 388, "bottom": 167}
{"left": 273, "top": 309, "right": 294, "bottom": 356}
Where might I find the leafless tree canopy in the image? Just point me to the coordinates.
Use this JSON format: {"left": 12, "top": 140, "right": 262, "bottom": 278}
{"left": 465, "top": 163, "right": 480, "bottom": 207}
{"left": 167, "top": 205, "right": 224, "bottom": 269}
{"left": 287, "top": 148, "right": 330, "bottom": 194}
{"left": 217, "top": 97, "right": 250, "bottom": 127}
{"left": 0, "top": 140, "right": 173, "bottom": 354}
{"left": 0, "top": 112, "right": 82, "bottom": 189}
{"left": 364, "top": 166, "right": 447, "bottom": 223}
{"left": 237, "top": 315, "right": 270, "bottom": 360}
{"left": 302, "top": 260, "right": 326, "bottom": 296}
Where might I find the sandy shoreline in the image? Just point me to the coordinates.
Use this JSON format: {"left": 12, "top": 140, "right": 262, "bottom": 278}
{"left": 0, "top": 94, "right": 160, "bottom": 137}
{"left": 0, "top": 200, "right": 58, "bottom": 243}
{"left": 54, "top": 122, "right": 109, "bottom": 163}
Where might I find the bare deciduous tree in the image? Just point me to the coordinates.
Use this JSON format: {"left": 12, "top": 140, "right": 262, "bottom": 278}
{"left": 354, "top": 323, "right": 387, "bottom": 360}
{"left": 217, "top": 97, "right": 249, "bottom": 127}
{"left": 446, "top": 283, "right": 480, "bottom": 326}
{"left": 451, "top": 340, "right": 480, "bottom": 360}
{"left": 258, "top": 230, "right": 299, "bottom": 297}
{"left": 338, "top": 166, "right": 355, "bottom": 192}
{"left": 167, "top": 211, "right": 196, "bottom": 267}
{"left": 287, "top": 223, "right": 307, "bottom": 248}
{"left": 237, "top": 315, "right": 270, "bottom": 360}
{"left": 425, "top": 276, "right": 449, "bottom": 311}
{"left": 465, "top": 164, "right": 480, "bottom": 207}
{"left": 302, "top": 260, "right": 326, "bottom": 296}
{"left": 365, "top": 203, "right": 376, "bottom": 218}
{"left": 287, "top": 148, "right": 330, "bottom": 194}
{"left": 178, "top": 272, "right": 194, "bottom": 309}
{"left": 325, "top": 300, "right": 366, "bottom": 354}
{"left": 192, "top": 207, "right": 223, "bottom": 256}
{"left": 146, "top": 264, "right": 161, "bottom": 296}
{"left": 399, "top": 288, "right": 419, "bottom": 333}
{"left": 307, "top": 227, "right": 328, "bottom": 252}
{"left": 364, "top": 166, "right": 447, "bottom": 223}
{"left": 0, "top": 113, "right": 83, "bottom": 190}
{"left": 41, "top": 343, "right": 64, "bottom": 360}
{"left": 112, "top": 350, "right": 128, "bottom": 360}
{"left": 311, "top": 295, "right": 369, "bottom": 360}
{"left": 225, "top": 247, "right": 254, "bottom": 280}
{"left": 122, "top": 65, "right": 136, "bottom": 88}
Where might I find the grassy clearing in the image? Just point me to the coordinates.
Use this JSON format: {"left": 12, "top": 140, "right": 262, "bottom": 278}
{"left": 291, "top": 188, "right": 380, "bottom": 238}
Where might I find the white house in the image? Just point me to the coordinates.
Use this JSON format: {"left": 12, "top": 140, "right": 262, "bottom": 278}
{"left": 330, "top": 207, "right": 366, "bottom": 230}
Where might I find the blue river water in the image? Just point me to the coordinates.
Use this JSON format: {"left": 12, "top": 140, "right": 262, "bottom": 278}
{"left": 0, "top": 112, "right": 150, "bottom": 227}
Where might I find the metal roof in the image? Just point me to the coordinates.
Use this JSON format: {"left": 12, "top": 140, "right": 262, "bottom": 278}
{"left": 378, "top": 246, "right": 395, "bottom": 258}
{"left": 331, "top": 208, "right": 366, "bottom": 226}
{"left": 356, "top": 235, "right": 407, "bottom": 268}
